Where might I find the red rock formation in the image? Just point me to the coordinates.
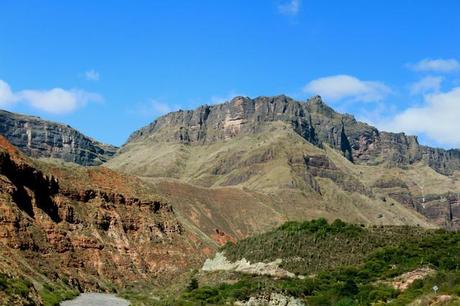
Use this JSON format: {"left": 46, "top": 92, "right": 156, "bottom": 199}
{"left": 0, "top": 138, "right": 206, "bottom": 291}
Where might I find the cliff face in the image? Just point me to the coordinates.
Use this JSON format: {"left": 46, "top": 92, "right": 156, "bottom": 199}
{"left": 127, "top": 95, "right": 318, "bottom": 148}
{"left": 0, "top": 137, "right": 204, "bottom": 299}
{"left": 0, "top": 110, "right": 117, "bottom": 166}
{"left": 128, "top": 95, "right": 318, "bottom": 146}
{"left": 308, "top": 99, "right": 460, "bottom": 176}
{"left": 126, "top": 95, "right": 460, "bottom": 175}
{"left": 420, "top": 146, "right": 460, "bottom": 176}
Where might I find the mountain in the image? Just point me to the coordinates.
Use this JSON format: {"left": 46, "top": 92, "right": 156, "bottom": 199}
{"left": 116, "top": 95, "right": 460, "bottom": 175}
{"left": 0, "top": 110, "right": 117, "bottom": 166}
{"left": 0, "top": 99, "right": 459, "bottom": 304}
{"left": 0, "top": 136, "right": 206, "bottom": 304}
{"left": 108, "top": 95, "right": 460, "bottom": 231}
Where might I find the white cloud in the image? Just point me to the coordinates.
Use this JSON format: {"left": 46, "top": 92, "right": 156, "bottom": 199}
{"left": 150, "top": 100, "right": 173, "bottom": 115}
{"left": 19, "top": 89, "right": 102, "bottom": 114}
{"left": 0, "top": 79, "right": 102, "bottom": 114}
{"left": 378, "top": 87, "right": 460, "bottom": 147}
{"left": 408, "top": 58, "right": 460, "bottom": 73}
{"left": 409, "top": 76, "right": 443, "bottom": 95}
{"left": 303, "top": 75, "right": 391, "bottom": 102}
{"left": 85, "top": 69, "right": 100, "bottom": 81}
{"left": 0, "top": 80, "right": 18, "bottom": 106}
{"left": 278, "top": 0, "right": 301, "bottom": 16}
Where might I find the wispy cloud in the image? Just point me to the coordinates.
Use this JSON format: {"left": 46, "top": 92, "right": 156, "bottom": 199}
{"left": 0, "top": 79, "right": 102, "bottom": 114}
{"left": 210, "top": 91, "right": 246, "bottom": 104}
{"left": 303, "top": 75, "right": 391, "bottom": 102}
{"left": 149, "top": 100, "right": 174, "bottom": 114}
{"left": 409, "top": 76, "right": 443, "bottom": 95}
{"left": 133, "top": 99, "right": 181, "bottom": 117}
{"left": 407, "top": 58, "right": 460, "bottom": 73}
{"left": 278, "top": 0, "right": 301, "bottom": 16}
{"left": 85, "top": 69, "right": 100, "bottom": 81}
{"left": 133, "top": 92, "right": 247, "bottom": 119}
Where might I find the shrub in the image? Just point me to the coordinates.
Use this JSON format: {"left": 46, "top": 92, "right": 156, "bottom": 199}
{"left": 0, "top": 273, "right": 8, "bottom": 290}
{"left": 186, "top": 278, "right": 198, "bottom": 291}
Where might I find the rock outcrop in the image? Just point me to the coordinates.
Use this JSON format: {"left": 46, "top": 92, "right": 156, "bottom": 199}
{"left": 202, "top": 252, "right": 297, "bottom": 278}
{"left": 389, "top": 267, "right": 435, "bottom": 291}
{"left": 0, "top": 110, "right": 117, "bottom": 166}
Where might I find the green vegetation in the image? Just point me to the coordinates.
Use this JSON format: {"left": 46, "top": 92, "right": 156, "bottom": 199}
{"left": 0, "top": 273, "right": 78, "bottom": 306}
{"left": 39, "top": 283, "right": 79, "bottom": 306}
{"left": 222, "top": 218, "right": 427, "bottom": 275}
{"left": 175, "top": 219, "right": 460, "bottom": 306}
{"left": 278, "top": 218, "right": 364, "bottom": 236}
{"left": 0, "top": 273, "right": 33, "bottom": 298}
{"left": 119, "top": 290, "right": 163, "bottom": 306}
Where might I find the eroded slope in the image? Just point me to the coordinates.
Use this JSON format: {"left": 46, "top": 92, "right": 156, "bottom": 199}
{"left": 0, "top": 136, "right": 206, "bottom": 304}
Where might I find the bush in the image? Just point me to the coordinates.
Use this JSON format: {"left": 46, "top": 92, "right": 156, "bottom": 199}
{"left": 0, "top": 273, "right": 8, "bottom": 290}
{"left": 40, "top": 286, "right": 79, "bottom": 306}
{"left": 8, "top": 278, "right": 32, "bottom": 297}
{"left": 186, "top": 278, "right": 198, "bottom": 291}
{"left": 334, "top": 297, "right": 358, "bottom": 306}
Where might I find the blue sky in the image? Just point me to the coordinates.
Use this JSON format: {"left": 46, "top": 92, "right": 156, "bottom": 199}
{"left": 1, "top": 0, "right": 460, "bottom": 148}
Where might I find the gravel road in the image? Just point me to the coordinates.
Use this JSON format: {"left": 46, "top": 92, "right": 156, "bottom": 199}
{"left": 60, "top": 293, "right": 130, "bottom": 306}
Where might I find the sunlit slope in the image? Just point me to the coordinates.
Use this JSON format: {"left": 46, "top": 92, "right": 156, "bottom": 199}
{"left": 108, "top": 120, "right": 434, "bottom": 238}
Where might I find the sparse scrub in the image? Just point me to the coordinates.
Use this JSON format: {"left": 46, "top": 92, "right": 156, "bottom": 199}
{"left": 222, "top": 218, "right": 427, "bottom": 275}
{"left": 178, "top": 219, "right": 460, "bottom": 305}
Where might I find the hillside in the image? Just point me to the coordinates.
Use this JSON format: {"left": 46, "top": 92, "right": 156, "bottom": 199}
{"left": 0, "top": 110, "right": 117, "bottom": 166}
{"left": 0, "top": 136, "right": 207, "bottom": 305}
{"left": 108, "top": 95, "right": 460, "bottom": 231}
{"left": 171, "top": 219, "right": 460, "bottom": 305}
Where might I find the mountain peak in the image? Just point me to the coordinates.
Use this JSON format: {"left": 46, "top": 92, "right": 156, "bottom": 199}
{"left": 118, "top": 94, "right": 460, "bottom": 178}
{"left": 306, "top": 95, "right": 336, "bottom": 115}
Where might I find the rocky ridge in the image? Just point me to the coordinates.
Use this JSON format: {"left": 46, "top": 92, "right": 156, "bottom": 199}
{"left": 126, "top": 95, "right": 460, "bottom": 175}
{"left": 0, "top": 110, "right": 117, "bottom": 166}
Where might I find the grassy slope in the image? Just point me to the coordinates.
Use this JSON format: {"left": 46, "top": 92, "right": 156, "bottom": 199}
{"left": 0, "top": 249, "right": 78, "bottom": 305}
{"left": 108, "top": 122, "right": 434, "bottom": 244}
{"left": 324, "top": 144, "right": 460, "bottom": 198}
{"left": 116, "top": 125, "right": 438, "bottom": 247}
